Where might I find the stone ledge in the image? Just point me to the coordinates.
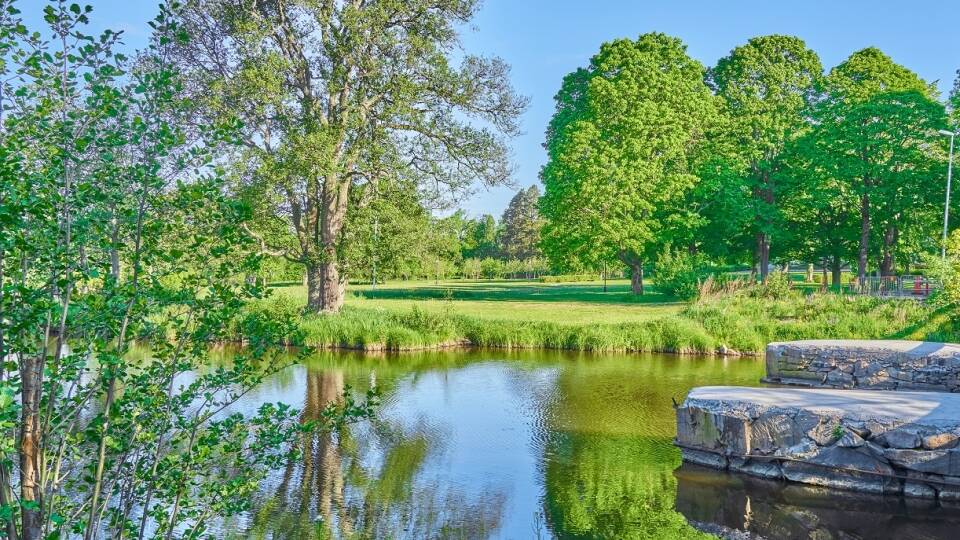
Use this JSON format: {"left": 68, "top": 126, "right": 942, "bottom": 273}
{"left": 764, "top": 339, "right": 960, "bottom": 392}
{"left": 676, "top": 386, "right": 960, "bottom": 498}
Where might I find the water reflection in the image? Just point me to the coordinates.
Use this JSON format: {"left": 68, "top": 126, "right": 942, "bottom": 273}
{"left": 242, "top": 367, "right": 506, "bottom": 539}
{"left": 675, "top": 463, "right": 960, "bottom": 539}
{"left": 203, "top": 349, "right": 778, "bottom": 538}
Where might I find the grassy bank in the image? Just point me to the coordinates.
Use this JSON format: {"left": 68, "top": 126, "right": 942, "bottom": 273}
{"left": 233, "top": 279, "right": 955, "bottom": 355}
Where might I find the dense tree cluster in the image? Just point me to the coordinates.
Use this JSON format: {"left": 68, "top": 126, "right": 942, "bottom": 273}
{"left": 542, "top": 33, "right": 954, "bottom": 293}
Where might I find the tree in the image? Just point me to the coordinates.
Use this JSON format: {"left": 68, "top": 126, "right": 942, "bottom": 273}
{"left": 778, "top": 134, "right": 860, "bottom": 286}
{"left": 540, "top": 33, "right": 717, "bottom": 294}
{"left": 951, "top": 70, "right": 960, "bottom": 127}
{"left": 499, "top": 185, "right": 543, "bottom": 260}
{"left": 172, "top": 0, "right": 527, "bottom": 312}
{"left": 0, "top": 4, "right": 374, "bottom": 538}
{"left": 465, "top": 214, "right": 500, "bottom": 260}
{"left": 709, "top": 35, "right": 823, "bottom": 281}
{"left": 811, "top": 48, "right": 944, "bottom": 281}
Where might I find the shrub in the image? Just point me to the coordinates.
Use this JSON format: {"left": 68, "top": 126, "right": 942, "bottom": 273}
{"left": 751, "top": 271, "right": 793, "bottom": 300}
{"left": 654, "top": 248, "right": 704, "bottom": 300}
{"left": 480, "top": 257, "right": 503, "bottom": 279}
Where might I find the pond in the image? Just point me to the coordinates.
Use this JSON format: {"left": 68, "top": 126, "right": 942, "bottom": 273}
{"left": 212, "top": 349, "right": 960, "bottom": 539}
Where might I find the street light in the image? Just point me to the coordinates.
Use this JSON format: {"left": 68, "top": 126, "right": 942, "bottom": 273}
{"left": 939, "top": 129, "right": 957, "bottom": 259}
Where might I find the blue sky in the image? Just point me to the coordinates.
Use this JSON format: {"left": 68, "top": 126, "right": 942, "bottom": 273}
{"left": 21, "top": 1, "right": 960, "bottom": 218}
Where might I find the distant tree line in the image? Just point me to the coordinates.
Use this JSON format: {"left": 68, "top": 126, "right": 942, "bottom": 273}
{"left": 541, "top": 33, "right": 958, "bottom": 294}
{"left": 258, "top": 185, "right": 550, "bottom": 283}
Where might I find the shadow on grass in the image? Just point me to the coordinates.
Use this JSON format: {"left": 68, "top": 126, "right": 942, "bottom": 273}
{"left": 352, "top": 280, "right": 680, "bottom": 306}
{"left": 889, "top": 304, "right": 958, "bottom": 342}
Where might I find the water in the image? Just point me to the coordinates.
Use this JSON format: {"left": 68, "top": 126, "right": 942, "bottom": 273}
{"left": 214, "top": 349, "right": 960, "bottom": 539}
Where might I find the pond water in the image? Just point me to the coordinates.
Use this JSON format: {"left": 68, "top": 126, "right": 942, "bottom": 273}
{"left": 212, "top": 349, "right": 960, "bottom": 539}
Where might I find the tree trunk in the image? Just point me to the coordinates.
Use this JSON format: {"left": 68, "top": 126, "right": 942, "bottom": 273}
{"left": 19, "top": 355, "right": 42, "bottom": 540}
{"left": 880, "top": 225, "right": 898, "bottom": 277}
{"left": 629, "top": 262, "right": 644, "bottom": 295}
{"left": 831, "top": 256, "right": 842, "bottom": 288}
{"left": 821, "top": 258, "right": 828, "bottom": 291}
{"left": 756, "top": 232, "right": 770, "bottom": 283}
{"left": 858, "top": 193, "right": 870, "bottom": 284}
{"left": 306, "top": 262, "right": 345, "bottom": 313}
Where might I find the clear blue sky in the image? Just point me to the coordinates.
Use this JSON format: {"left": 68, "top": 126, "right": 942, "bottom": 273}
{"left": 22, "top": 1, "right": 960, "bottom": 218}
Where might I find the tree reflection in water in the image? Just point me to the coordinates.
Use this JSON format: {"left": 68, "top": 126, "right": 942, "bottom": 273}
{"left": 243, "top": 368, "right": 505, "bottom": 540}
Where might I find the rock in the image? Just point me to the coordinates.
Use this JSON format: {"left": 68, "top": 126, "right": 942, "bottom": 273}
{"left": 681, "top": 448, "right": 728, "bottom": 469}
{"left": 729, "top": 457, "right": 782, "bottom": 480}
{"left": 750, "top": 412, "right": 801, "bottom": 455}
{"left": 837, "top": 430, "right": 865, "bottom": 448}
{"left": 883, "top": 448, "right": 960, "bottom": 476}
{"left": 764, "top": 340, "right": 960, "bottom": 392}
{"left": 677, "top": 386, "right": 960, "bottom": 498}
{"left": 825, "top": 369, "right": 854, "bottom": 387}
{"left": 923, "top": 432, "right": 959, "bottom": 450}
{"left": 845, "top": 421, "right": 872, "bottom": 439}
{"left": 878, "top": 429, "right": 921, "bottom": 449}
{"left": 807, "top": 421, "right": 841, "bottom": 446}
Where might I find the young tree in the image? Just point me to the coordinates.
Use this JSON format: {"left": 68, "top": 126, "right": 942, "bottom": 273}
{"left": 709, "top": 35, "right": 823, "bottom": 281}
{"left": 171, "top": 0, "right": 527, "bottom": 313}
{"left": 499, "top": 185, "right": 543, "bottom": 260}
{"left": 0, "top": 4, "right": 371, "bottom": 538}
{"left": 540, "top": 33, "right": 716, "bottom": 294}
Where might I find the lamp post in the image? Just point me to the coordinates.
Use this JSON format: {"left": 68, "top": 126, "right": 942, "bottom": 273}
{"left": 939, "top": 129, "right": 957, "bottom": 259}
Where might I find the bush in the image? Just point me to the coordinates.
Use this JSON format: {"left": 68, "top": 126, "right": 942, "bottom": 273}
{"left": 751, "top": 271, "right": 793, "bottom": 300}
{"left": 654, "top": 248, "right": 704, "bottom": 300}
{"left": 480, "top": 257, "right": 503, "bottom": 279}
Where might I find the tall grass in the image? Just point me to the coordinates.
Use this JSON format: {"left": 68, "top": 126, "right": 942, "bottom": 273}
{"left": 233, "top": 288, "right": 947, "bottom": 355}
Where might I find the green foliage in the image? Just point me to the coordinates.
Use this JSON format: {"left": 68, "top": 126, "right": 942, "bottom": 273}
{"left": 541, "top": 33, "right": 718, "bottom": 291}
{"left": 705, "top": 35, "right": 824, "bottom": 273}
{"left": 751, "top": 271, "right": 793, "bottom": 300}
{"left": 654, "top": 249, "right": 705, "bottom": 300}
{"left": 174, "top": 0, "right": 527, "bottom": 311}
{"left": 0, "top": 5, "right": 374, "bottom": 539}
{"left": 500, "top": 185, "right": 543, "bottom": 260}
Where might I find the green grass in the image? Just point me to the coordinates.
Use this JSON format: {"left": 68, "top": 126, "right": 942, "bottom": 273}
{"left": 235, "top": 279, "right": 955, "bottom": 355}
{"left": 273, "top": 278, "right": 682, "bottom": 325}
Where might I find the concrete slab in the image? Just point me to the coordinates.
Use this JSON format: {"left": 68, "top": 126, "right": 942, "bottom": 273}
{"left": 687, "top": 386, "right": 960, "bottom": 428}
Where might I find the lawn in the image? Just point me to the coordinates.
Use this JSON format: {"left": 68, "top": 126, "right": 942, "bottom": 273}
{"left": 271, "top": 278, "right": 683, "bottom": 325}
{"left": 241, "top": 278, "right": 951, "bottom": 354}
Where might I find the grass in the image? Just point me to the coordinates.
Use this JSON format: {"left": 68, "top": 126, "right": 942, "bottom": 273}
{"left": 273, "top": 278, "right": 682, "bottom": 325}
{"left": 235, "top": 278, "right": 955, "bottom": 355}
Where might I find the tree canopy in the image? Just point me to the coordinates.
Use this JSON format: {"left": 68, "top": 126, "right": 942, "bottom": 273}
{"left": 540, "top": 33, "right": 717, "bottom": 294}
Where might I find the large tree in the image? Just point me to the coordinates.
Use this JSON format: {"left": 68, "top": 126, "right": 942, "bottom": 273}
{"left": 708, "top": 35, "right": 823, "bottom": 281}
{"left": 540, "top": 33, "right": 716, "bottom": 294}
{"left": 499, "top": 185, "right": 542, "bottom": 260}
{"left": 171, "top": 0, "right": 527, "bottom": 312}
{"left": 811, "top": 48, "right": 945, "bottom": 281}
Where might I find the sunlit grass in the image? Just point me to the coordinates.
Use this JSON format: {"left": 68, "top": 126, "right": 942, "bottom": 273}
{"left": 273, "top": 279, "right": 682, "bottom": 325}
{"left": 240, "top": 279, "right": 951, "bottom": 354}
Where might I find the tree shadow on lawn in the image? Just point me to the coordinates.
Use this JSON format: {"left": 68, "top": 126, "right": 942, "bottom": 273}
{"left": 352, "top": 280, "right": 681, "bottom": 306}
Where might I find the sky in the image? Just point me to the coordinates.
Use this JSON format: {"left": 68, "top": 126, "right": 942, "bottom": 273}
{"left": 20, "top": 1, "right": 960, "bottom": 218}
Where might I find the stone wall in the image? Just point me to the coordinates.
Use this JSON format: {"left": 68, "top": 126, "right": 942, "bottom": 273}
{"left": 675, "top": 386, "right": 960, "bottom": 500}
{"left": 764, "top": 339, "right": 960, "bottom": 392}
